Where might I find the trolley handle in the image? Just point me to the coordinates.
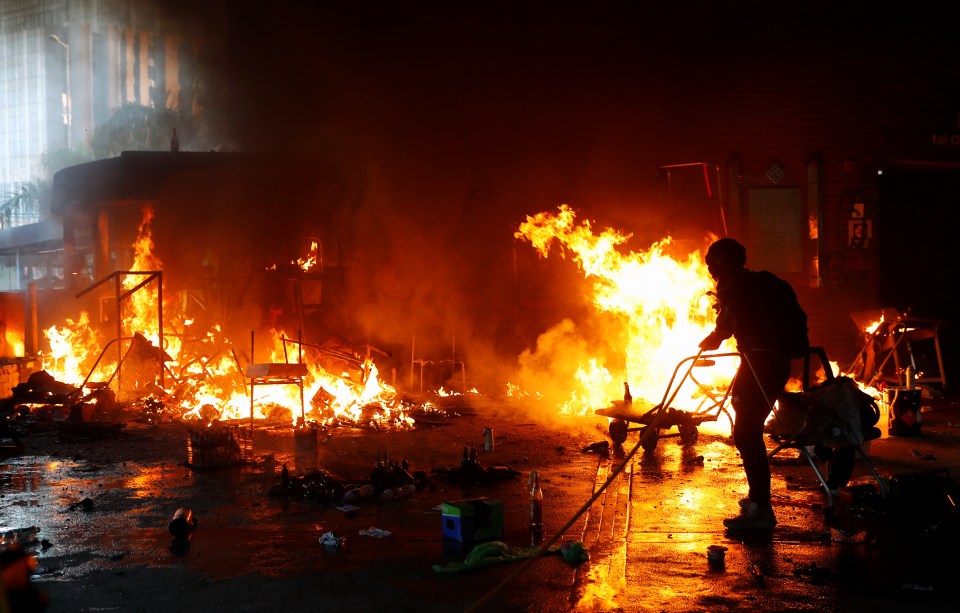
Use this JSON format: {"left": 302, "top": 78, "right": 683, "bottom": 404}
{"left": 803, "top": 346, "right": 834, "bottom": 391}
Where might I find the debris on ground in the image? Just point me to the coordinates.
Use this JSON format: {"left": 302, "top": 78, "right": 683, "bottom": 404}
{"left": 269, "top": 466, "right": 348, "bottom": 501}
{"left": 581, "top": 441, "right": 610, "bottom": 455}
{"left": 319, "top": 531, "right": 345, "bottom": 550}
{"left": 0, "top": 526, "right": 40, "bottom": 547}
{"left": 432, "top": 446, "right": 520, "bottom": 484}
{"left": 359, "top": 527, "right": 392, "bottom": 538}
{"left": 793, "top": 561, "right": 835, "bottom": 585}
{"left": 68, "top": 497, "right": 94, "bottom": 511}
{"left": 432, "top": 540, "right": 588, "bottom": 574}
{"left": 168, "top": 507, "right": 198, "bottom": 539}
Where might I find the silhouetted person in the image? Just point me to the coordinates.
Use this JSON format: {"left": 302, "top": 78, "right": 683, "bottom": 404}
{"left": 699, "top": 238, "right": 809, "bottom": 530}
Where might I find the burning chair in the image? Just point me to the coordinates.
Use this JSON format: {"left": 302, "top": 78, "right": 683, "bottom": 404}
{"left": 847, "top": 309, "right": 947, "bottom": 390}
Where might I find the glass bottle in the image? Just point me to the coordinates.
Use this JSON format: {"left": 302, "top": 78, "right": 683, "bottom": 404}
{"left": 529, "top": 471, "right": 543, "bottom": 545}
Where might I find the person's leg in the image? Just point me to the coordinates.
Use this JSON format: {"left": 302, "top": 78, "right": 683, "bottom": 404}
{"left": 725, "top": 352, "right": 789, "bottom": 529}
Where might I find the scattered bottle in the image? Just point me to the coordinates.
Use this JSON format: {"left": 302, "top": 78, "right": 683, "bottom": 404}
{"left": 623, "top": 382, "right": 633, "bottom": 407}
{"left": 168, "top": 507, "right": 197, "bottom": 539}
{"left": 170, "top": 127, "right": 179, "bottom": 152}
{"left": 483, "top": 427, "right": 494, "bottom": 451}
{"left": 529, "top": 470, "right": 544, "bottom": 546}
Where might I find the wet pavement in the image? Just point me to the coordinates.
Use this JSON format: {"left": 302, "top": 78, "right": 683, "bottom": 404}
{"left": 3, "top": 391, "right": 960, "bottom": 612}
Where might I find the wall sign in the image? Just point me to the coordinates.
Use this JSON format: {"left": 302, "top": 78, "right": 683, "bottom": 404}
{"left": 849, "top": 202, "right": 872, "bottom": 248}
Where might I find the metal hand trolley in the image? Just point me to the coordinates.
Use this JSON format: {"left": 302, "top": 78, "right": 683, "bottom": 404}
{"left": 595, "top": 352, "right": 738, "bottom": 451}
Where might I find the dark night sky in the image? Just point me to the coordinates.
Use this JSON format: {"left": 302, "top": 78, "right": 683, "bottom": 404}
{"left": 222, "top": 4, "right": 946, "bottom": 148}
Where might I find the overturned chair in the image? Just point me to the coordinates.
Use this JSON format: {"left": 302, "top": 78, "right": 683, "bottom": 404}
{"left": 765, "top": 346, "right": 887, "bottom": 508}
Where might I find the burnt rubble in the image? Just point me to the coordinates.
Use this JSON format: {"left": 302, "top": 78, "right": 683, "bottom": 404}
{"left": 5, "top": 370, "right": 80, "bottom": 406}
{"left": 268, "top": 451, "right": 435, "bottom": 503}
{"left": 431, "top": 445, "right": 521, "bottom": 485}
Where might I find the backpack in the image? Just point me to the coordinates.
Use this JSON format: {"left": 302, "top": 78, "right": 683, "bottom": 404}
{"left": 756, "top": 271, "right": 809, "bottom": 359}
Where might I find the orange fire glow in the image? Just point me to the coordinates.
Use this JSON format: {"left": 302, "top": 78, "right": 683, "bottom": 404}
{"left": 512, "top": 205, "right": 736, "bottom": 428}
{"left": 38, "top": 206, "right": 416, "bottom": 428}
{"left": 34, "top": 203, "right": 882, "bottom": 435}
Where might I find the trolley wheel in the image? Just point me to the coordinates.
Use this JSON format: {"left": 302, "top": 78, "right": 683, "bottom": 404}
{"left": 678, "top": 424, "right": 699, "bottom": 447}
{"left": 609, "top": 419, "right": 628, "bottom": 445}
{"left": 640, "top": 426, "right": 658, "bottom": 452}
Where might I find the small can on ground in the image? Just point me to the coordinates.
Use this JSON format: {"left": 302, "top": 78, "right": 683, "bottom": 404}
{"left": 707, "top": 544, "right": 727, "bottom": 568}
{"left": 169, "top": 507, "right": 197, "bottom": 540}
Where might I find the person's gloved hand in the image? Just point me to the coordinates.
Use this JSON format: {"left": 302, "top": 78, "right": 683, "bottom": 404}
{"left": 699, "top": 332, "right": 721, "bottom": 351}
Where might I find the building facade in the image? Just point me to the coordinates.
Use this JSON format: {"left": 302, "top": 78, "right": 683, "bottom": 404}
{"left": 0, "top": 0, "right": 225, "bottom": 289}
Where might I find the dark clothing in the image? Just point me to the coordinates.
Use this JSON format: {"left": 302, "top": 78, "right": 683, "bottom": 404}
{"left": 712, "top": 269, "right": 808, "bottom": 359}
{"left": 732, "top": 350, "right": 791, "bottom": 507}
{"left": 709, "top": 267, "right": 809, "bottom": 508}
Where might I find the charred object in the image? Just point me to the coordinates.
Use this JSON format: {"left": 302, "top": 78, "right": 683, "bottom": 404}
{"left": 186, "top": 426, "right": 252, "bottom": 470}
{"left": 432, "top": 446, "right": 520, "bottom": 484}
{"left": 268, "top": 464, "right": 348, "bottom": 502}
{"left": 5, "top": 370, "right": 80, "bottom": 407}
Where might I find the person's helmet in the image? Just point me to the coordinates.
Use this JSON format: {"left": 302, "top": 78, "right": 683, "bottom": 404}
{"left": 705, "top": 238, "right": 746, "bottom": 270}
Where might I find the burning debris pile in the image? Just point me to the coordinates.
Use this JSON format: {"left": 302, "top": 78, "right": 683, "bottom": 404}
{"left": 510, "top": 205, "right": 737, "bottom": 421}
{"left": 13, "top": 205, "right": 458, "bottom": 435}
{"left": 6, "top": 371, "right": 80, "bottom": 405}
{"left": 4, "top": 200, "right": 892, "bottom": 454}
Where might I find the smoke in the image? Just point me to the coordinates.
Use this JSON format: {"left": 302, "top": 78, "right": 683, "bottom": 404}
{"left": 197, "top": 4, "right": 729, "bottom": 398}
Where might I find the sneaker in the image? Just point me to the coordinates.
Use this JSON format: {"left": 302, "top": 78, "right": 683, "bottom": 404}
{"left": 723, "top": 501, "right": 777, "bottom": 530}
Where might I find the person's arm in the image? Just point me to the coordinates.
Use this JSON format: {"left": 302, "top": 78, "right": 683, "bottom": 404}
{"left": 699, "top": 296, "right": 735, "bottom": 351}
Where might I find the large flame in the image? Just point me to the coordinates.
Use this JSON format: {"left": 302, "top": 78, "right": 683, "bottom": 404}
{"left": 39, "top": 206, "right": 415, "bottom": 428}
{"left": 512, "top": 205, "right": 888, "bottom": 432}
{"left": 35, "top": 203, "right": 885, "bottom": 434}
{"left": 513, "top": 205, "right": 734, "bottom": 420}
